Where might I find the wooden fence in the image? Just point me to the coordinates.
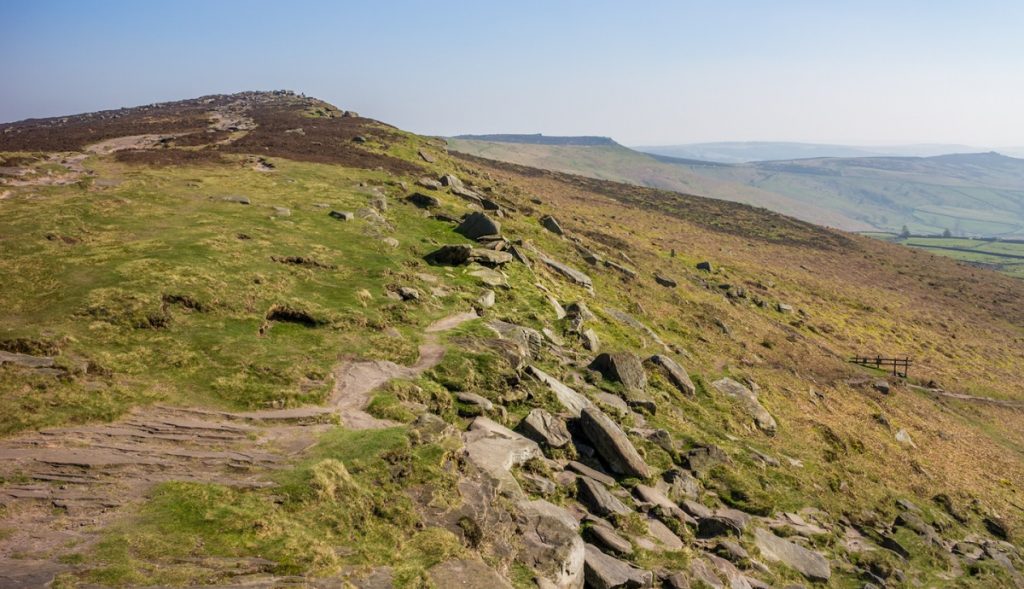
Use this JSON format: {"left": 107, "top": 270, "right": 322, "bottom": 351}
{"left": 850, "top": 355, "right": 912, "bottom": 377}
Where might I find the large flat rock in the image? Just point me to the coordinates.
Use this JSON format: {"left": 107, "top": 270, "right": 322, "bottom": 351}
{"left": 463, "top": 416, "right": 542, "bottom": 498}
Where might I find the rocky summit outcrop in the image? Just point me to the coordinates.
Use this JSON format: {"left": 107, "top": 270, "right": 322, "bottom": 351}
{"left": 578, "top": 407, "right": 651, "bottom": 479}
{"left": 711, "top": 378, "right": 777, "bottom": 435}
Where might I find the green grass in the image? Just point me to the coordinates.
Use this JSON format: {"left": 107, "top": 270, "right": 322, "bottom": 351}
{"left": 74, "top": 426, "right": 465, "bottom": 587}
{"left": 893, "top": 237, "right": 1024, "bottom": 279}
{"left": 0, "top": 154, "right": 490, "bottom": 434}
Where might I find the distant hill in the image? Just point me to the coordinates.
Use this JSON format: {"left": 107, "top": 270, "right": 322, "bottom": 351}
{"left": 449, "top": 138, "right": 1024, "bottom": 238}
{"left": 635, "top": 141, "right": 987, "bottom": 163}
{"left": 451, "top": 133, "right": 618, "bottom": 146}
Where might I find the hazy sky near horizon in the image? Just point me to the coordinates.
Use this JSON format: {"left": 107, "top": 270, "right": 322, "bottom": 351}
{"left": 2, "top": 0, "right": 1022, "bottom": 146}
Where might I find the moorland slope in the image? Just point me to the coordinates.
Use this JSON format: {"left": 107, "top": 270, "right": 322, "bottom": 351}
{"left": 1, "top": 92, "right": 1022, "bottom": 588}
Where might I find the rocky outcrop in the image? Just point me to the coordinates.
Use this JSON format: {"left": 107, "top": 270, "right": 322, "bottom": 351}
{"left": 578, "top": 407, "right": 652, "bottom": 479}
{"left": 583, "top": 543, "right": 654, "bottom": 589}
{"left": 753, "top": 527, "right": 831, "bottom": 582}
{"left": 516, "top": 500, "right": 585, "bottom": 589}
{"left": 590, "top": 352, "right": 647, "bottom": 391}
{"left": 646, "top": 355, "right": 695, "bottom": 397}
{"left": 711, "top": 378, "right": 777, "bottom": 435}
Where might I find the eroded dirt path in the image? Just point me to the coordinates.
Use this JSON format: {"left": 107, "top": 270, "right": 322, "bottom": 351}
{"left": 332, "top": 311, "right": 480, "bottom": 429}
{"left": 0, "top": 311, "right": 479, "bottom": 587}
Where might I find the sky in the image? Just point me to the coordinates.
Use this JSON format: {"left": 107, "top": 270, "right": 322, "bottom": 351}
{"left": 2, "top": 0, "right": 1023, "bottom": 146}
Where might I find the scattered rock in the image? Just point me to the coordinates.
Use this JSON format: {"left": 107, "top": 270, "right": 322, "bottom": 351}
{"left": 272, "top": 206, "right": 291, "bottom": 216}
{"left": 895, "top": 428, "right": 916, "bottom": 448}
{"left": 417, "top": 177, "right": 443, "bottom": 190}
{"left": 222, "top": 195, "right": 250, "bottom": 205}
{"left": 654, "top": 274, "right": 677, "bottom": 288}
{"left": 541, "top": 215, "right": 565, "bottom": 235}
{"left": 658, "top": 468, "right": 702, "bottom": 501}
{"left": 525, "top": 366, "right": 592, "bottom": 417}
{"left": 516, "top": 499, "right": 585, "bottom": 589}
{"left": 646, "top": 355, "right": 695, "bottom": 397}
{"left": 588, "top": 524, "right": 633, "bottom": 556}
{"left": 583, "top": 543, "right": 654, "bottom": 589}
{"left": 582, "top": 329, "right": 601, "bottom": 352}
{"left": 540, "top": 256, "right": 594, "bottom": 291}
{"left": 381, "top": 237, "right": 399, "bottom": 248}
{"left": 397, "top": 287, "right": 420, "bottom": 301}
{"left": 698, "top": 509, "right": 751, "bottom": 538}
{"left": 776, "top": 303, "right": 794, "bottom": 313}
{"left": 873, "top": 380, "right": 891, "bottom": 394}
{"left": 463, "top": 417, "right": 543, "bottom": 497}
{"left": 578, "top": 407, "right": 652, "bottom": 479}
{"left": 406, "top": 192, "right": 441, "bottom": 208}
{"left": 329, "top": 210, "right": 355, "bottom": 221}
{"left": 590, "top": 352, "right": 647, "bottom": 391}
{"left": 566, "top": 461, "right": 617, "bottom": 487}
{"left": 683, "top": 445, "right": 729, "bottom": 476}
{"left": 457, "top": 392, "right": 494, "bottom": 412}
{"left": 456, "top": 211, "right": 502, "bottom": 241}
{"left": 440, "top": 174, "right": 463, "bottom": 188}
{"left": 711, "top": 378, "right": 777, "bottom": 435}
{"left": 577, "top": 476, "right": 632, "bottom": 517}
{"left": 517, "top": 409, "right": 572, "bottom": 448}
{"left": 547, "top": 295, "right": 567, "bottom": 319}
{"left": 417, "top": 149, "right": 436, "bottom": 163}
{"left": 984, "top": 515, "right": 1011, "bottom": 540}
{"left": 753, "top": 528, "right": 831, "bottom": 582}
{"left": 426, "top": 244, "right": 513, "bottom": 267}
{"left": 696, "top": 261, "right": 713, "bottom": 272}
{"left": 476, "top": 289, "right": 496, "bottom": 309}
{"left": 633, "top": 484, "right": 692, "bottom": 525}
{"left": 352, "top": 135, "right": 367, "bottom": 143}
{"left": 604, "top": 260, "right": 638, "bottom": 280}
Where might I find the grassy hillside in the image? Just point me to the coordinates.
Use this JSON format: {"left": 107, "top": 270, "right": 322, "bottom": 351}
{"left": 450, "top": 139, "right": 1024, "bottom": 240}
{"left": 448, "top": 139, "right": 869, "bottom": 231}
{"left": 1, "top": 93, "right": 1023, "bottom": 588}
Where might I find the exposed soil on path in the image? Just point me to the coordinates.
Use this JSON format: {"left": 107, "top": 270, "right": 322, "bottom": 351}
{"left": 331, "top": 311, "right": 480, "bottom": 429}
{"left": 0, "top": 311, "right": 480, "bottom": 587}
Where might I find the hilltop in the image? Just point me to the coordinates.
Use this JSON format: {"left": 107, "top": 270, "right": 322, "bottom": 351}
{"left": 1, "top": 92, "right": 1023, "bottom": 588}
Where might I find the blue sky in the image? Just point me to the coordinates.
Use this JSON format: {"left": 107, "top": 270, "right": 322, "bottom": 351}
{"left": 2, "top": 1, "right": 1023, "bottom": 145}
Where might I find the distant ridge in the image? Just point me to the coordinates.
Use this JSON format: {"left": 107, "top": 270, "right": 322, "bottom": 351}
{"left": 451, "top": 133, "right": 618, "bottom": 146}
